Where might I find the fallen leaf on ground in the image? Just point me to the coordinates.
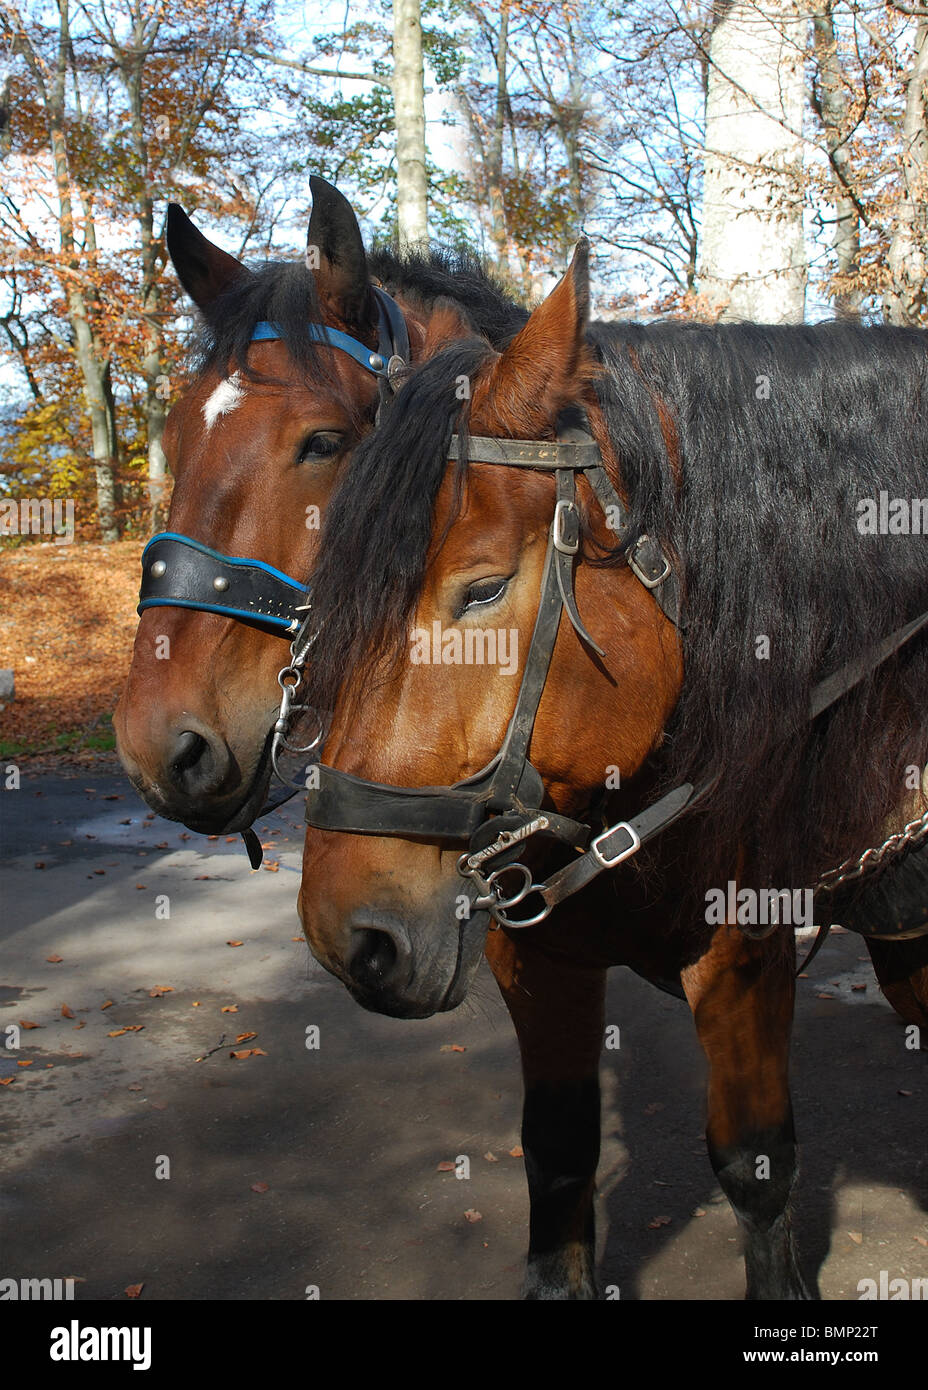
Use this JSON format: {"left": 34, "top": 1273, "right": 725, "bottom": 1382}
{"left": 847, "top": 1231, "right": 863, "bottom": 1244}
{"left": 220, "top": 1005, "right": 238, "bottom": 1014}
{"left": 19, "top": 1020, "right": 41, "bottom": 1030}
{"left": 484, "top": 1152, "right": 498, "bottom": 1163}
{"left": 148, "top": 986, "right": 173, "bottom": 998}
{"left": 439, "top": 1044, "right": 466, "bottom": 1053}
{"left": 463, "top": 1209, "right": 482, "bottom": 1223}
{"left": 17, "top": 1059, "right": 33, "bottom": 1067}
{"left": 816, "top": 992, "right": 835, "bottom": 999}
{"left": 100, "top": 1000, "right": 113, "bottom": 1010}
{"left": 128, "top": 1083, "right": 143, "bottom": 1091}
{"left": 509, "top": 1145, "right": 524, "bottom": 1158}
{"left": 226, "top": 940, "right": 244, "bottom": 948}
{"left": 437, "top": 1161, "right": 455, "bottom": 1172}
{"left": 107, "top": 1026, "right": 145, "bottom": 1037}
{"left": 648, "top": 1215, "right": 672, "bottom": 1229}
{"left": 230, "top": 1048, "right": 267, "bottom": 1059}
{"left": 235, "top": 1032, "right": 258, "bottom": 1043}
{"left": 46, "top": 954, "right": 63, "bottom": 963}
{"left": 125, "top": 1284, "right": 144, "bottom": 1299}
{"left": 61, "top": 1005, "right": 74, "bottom": 1018}
{"left": 251, "top": 1181, "right": 270, "bottom": 1194}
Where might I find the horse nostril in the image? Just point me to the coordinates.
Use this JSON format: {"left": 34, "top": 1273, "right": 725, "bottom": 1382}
{"left": 169, "top": 727, "right": 232, "bottom": 798}
{"left": 348, "top": 928, "right": 399, "bottom": 992}
{"left": 172, "top": 730, "right": 207, "bottom": 774}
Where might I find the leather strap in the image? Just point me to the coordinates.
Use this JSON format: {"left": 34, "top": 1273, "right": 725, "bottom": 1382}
{"left": 138, "top": 532, "right": 308, "bottom": 636}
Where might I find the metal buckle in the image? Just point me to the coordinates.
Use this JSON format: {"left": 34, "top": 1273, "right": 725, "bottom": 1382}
{"left": 628, "top": 536, "right": 671, "bottom": 590}
{"left": 552, "top": 499, "right": 579, "bottom": 554}
{"left": 590, "top": 820, "right": 641, "bottom": 869}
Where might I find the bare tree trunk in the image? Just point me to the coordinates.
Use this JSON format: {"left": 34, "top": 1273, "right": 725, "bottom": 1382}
{"left": 699, "top": 0, "right": 807, "bottom": 322}
{"left": 811, "top": 1, "right": 861, "bottom": 317}
{"left": 125, "top": 49, "right": 168, "bottom": 531}
{"left": 486, "top": 0, "right": 511, "bottom": 275}
{"left": 50, "top": 1, "right": 120, "bottom": 539}
{"left": 883, "top": 18, "right": 928, "bottom": 326}
{"left": 392, "top": 0, "right": 429, "bottom": 250}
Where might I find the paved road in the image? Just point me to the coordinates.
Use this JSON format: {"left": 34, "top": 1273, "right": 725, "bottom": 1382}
{"left": 1, "top": 766, "right": 926, "bottom": 1302}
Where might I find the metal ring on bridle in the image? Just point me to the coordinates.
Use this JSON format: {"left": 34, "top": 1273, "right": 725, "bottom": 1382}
{"left": 490, "top": 888, "right": 552, "bottom": 929}
{"left": 275, "top": 706, "right": 326, "bottom": 755}
{"left": 484, "top": 862, "right": 535, "bottom": 909}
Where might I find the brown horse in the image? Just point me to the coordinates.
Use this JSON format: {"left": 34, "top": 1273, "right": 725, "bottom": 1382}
{"left": 114, "top": 178, "right": 524, "bottom": 833}
{"left": 293, "top": 242, "right": 928, "bottom": 1298}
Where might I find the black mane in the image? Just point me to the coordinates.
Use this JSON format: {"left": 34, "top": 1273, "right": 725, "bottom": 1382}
{"left": 190, "top": 246, "right": 526, "bottom": 392}
{"left": 304, "top": 318, "right": 928, "bottom": 900}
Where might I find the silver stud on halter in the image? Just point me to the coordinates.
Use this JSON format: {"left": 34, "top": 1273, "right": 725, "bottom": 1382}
{"left": 369, "top": 353, "right": 385, "bottom": 371}
{"left": 213, "top": 576, "right": 230, "bottom": 592}
{"left": 150, "top": 559, "right": 167, "bottom": 578}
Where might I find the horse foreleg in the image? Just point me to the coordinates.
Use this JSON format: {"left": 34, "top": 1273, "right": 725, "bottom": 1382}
{"left": 485, "top": 929, "right": 606, "bottom": 1300}
{"left": 866, "top": 934, "right": 928, "bottom": 1029}
{"left": 682, "top": 924, "right": 812, "bottom": 1300}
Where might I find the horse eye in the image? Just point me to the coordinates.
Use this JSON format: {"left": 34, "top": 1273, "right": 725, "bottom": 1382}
{"left": 463, "top": 578, "right": 508, "bottom": 612}
{"left": 299, "top": 431, "right": 344, "bottom": 462}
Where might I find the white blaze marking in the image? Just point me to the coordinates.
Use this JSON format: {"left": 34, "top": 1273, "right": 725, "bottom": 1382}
{"left": 203, "top": 372, "right": 244, "bottom": 429}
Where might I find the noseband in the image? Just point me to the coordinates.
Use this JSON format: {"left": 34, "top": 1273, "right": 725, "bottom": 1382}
{"left": 136, "top": 287, "right": 409, "bottom": 636}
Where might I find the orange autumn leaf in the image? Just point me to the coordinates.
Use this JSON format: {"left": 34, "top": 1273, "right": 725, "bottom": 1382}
{"left": 100, "top": 1000, "right": 114, "bottom": 1010}
{"left": 229, "top": 1048, "right": 267, "bottom": 1059}
{"left": 46, "top": 954, "right": 63, "bottom": 963}
{"left": 235, "top": 1032, "right": 257, "bottom": 1043}
{"left": 19, "top": 1020, "right": 42, "bottom": 1030}
{"left": 61, "top": 1004, "right": 74, "bottom": 1018}
{"left": 250, "top": 1181, "right": 270, "bottom": 1194}
{"left": 125, "top": 1284, "right": 144, "bottom": 1299}
{"left": 220, "top": 1005, "right": 238, "bottom": 1013}
{"left": 226, "top": 940, "right": 244, "bottom": 948}
{"left": 17, "top": 1059, "right": 34, "bottom": 1067}
{"left": 148, "top": 986, "right": 173, "bottom": 998}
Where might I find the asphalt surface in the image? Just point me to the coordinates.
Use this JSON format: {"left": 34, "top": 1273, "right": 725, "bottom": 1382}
{"left": 1, "top": 766, "right": 926, "bottom": 1304}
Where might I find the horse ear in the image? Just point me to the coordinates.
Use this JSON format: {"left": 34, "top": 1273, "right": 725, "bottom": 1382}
{"left": 474, "top": 239, "right": 593, "bottom": 431}
{"left": 307, "top": 175, "right": 372, "bottom": 327}
{"left": 165, "top": 204, "right": 250, "bottom": 314}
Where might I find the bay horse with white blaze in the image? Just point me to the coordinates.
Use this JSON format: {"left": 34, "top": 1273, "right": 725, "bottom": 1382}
{"left": 114, "top": 177, "right": 526, "bottom": 834}
{"left": 291, "top": 241, "right": 928, "bottom": 1299}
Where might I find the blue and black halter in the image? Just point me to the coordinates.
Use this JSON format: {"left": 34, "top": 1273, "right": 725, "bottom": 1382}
{"left": 137, "top": 287, "right": 409, "bottom": 636}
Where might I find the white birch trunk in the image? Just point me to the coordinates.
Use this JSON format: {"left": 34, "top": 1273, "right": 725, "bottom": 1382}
{"left": 699, "top": 0, "right": 807, "bottom": 322}
{"left": 883, "top": 19, "right": 928, "bottom": 326}
{"left": 392, "top": 0, "right": 429, "bottom": 250}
